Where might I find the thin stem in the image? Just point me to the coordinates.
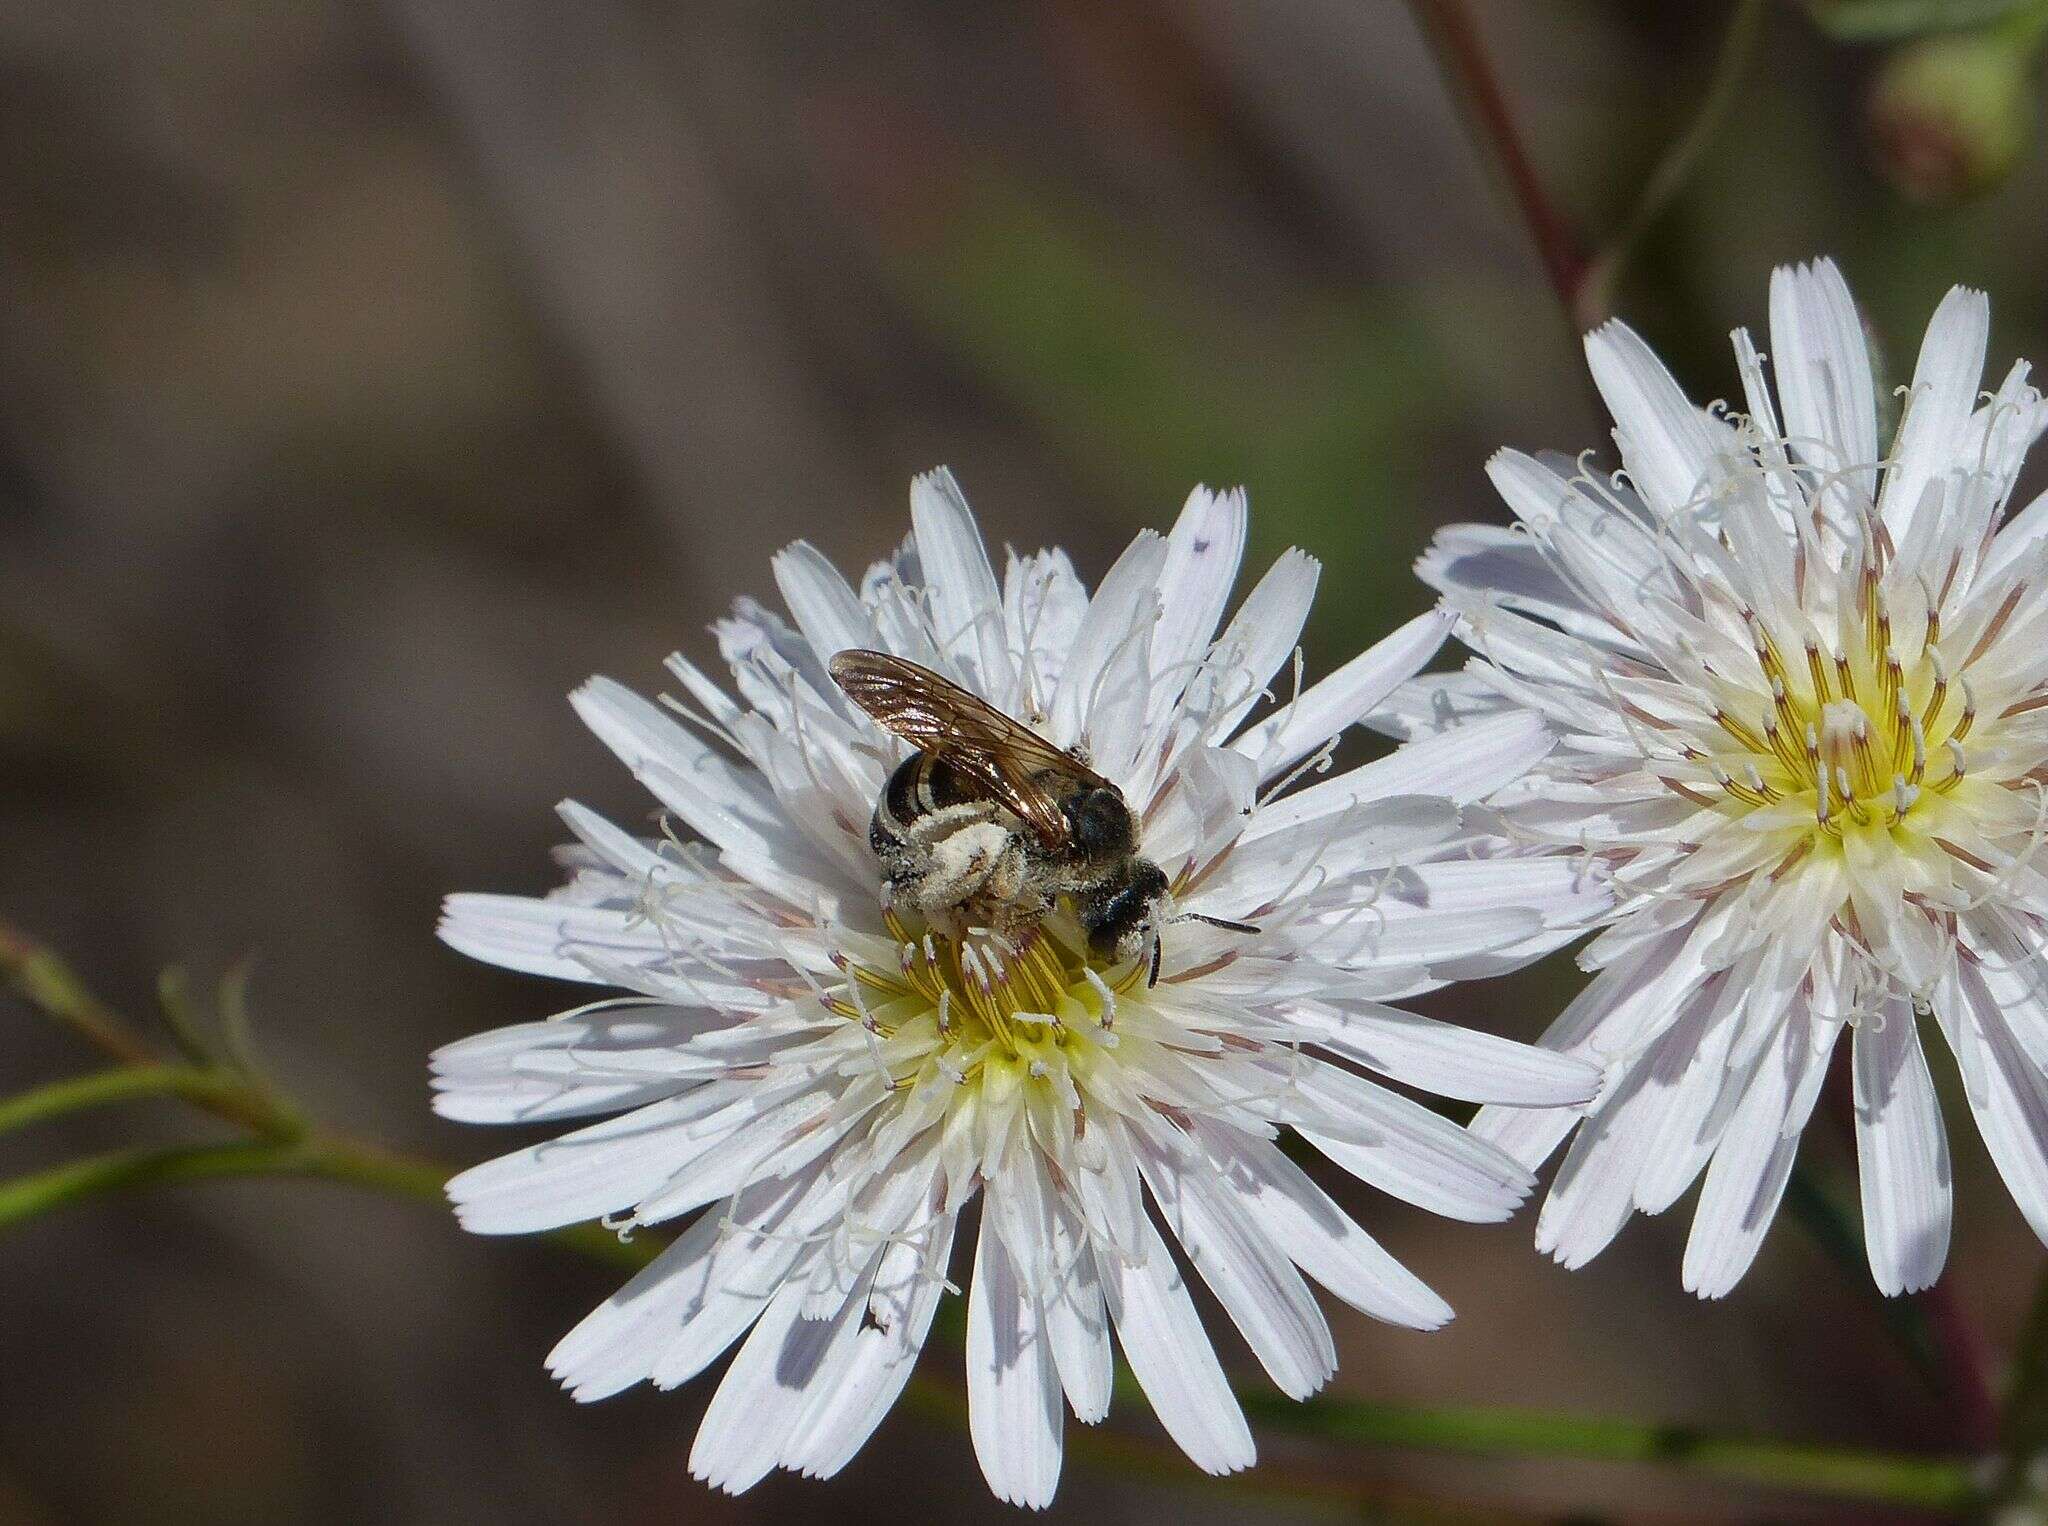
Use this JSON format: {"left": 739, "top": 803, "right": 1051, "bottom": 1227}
{"left": 0, "top": 1140, "right": 313, "bottom": 1231}
{"left": 1233, "top": 1389, "right": 1974, "bottom": 1513}
{"left": 0, "top": 923, "right": 299, "bottom": 1139}
{"left": 1576, "top": 0, "right": 1765, "bottom": 323}
{"left": 1403, "top": 0, "right": 1588, "bottom": 320}
{"left": 0, "top": 1065, "right": 264, "bottom": 1138}
{"left": 1405, "top": 1, "right": 1765, "bottom": 332}
{"left": 0, "top": 1133, "right": 656, "bottom": 1273}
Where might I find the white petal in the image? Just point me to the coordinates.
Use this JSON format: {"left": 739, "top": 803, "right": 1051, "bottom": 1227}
{"left": 689, "top": 1270, "right": 872, "bottom": 1494}
{"left": 569, "top": 677, "right": 849, "bottom": 908}
{"left": 546, "top": 1208, "right": 741, "bottom": 1400}
{"left": 1040, "top": 1202, "right": 1112, "bottom": 1423}
{"left": 1879, "top": 284, "right": 1989, "bottom": 537}
{"left": 772, "top": 540, "right": 873, "bottom": 671}
{"left": 785, "top": 1215, "right": 957, "bottom": 1477}
{"left": 1229, "top": 606, "right": 1454, "bottom": 781}
{"left": 1471, "top": 926, "right": 1702, "bottom": 1171}
{"left": 1149, "top": 485, "right": 1248, "bottom": 718}
{"left": 910, "top": 467, "right": 1015, "bottom": 700}
{"left": 1180, "top": 549, "right": 1321, "bottom": 749}
{"left": 1853, "top": 1004, "right": 1952, "bottom": 1297}
{"left": 1311, "top": 1001, "right": 1602, "bottom": 1106}
{"left": 1003, "top": 548, "right": 1089, "bottom": 712}
{"left": 1197, "top": 794, "right": 1461, "bottom": 914}
{"left": 1421, "top": 522, "right": 1620, "bottom": 646}
{"left": 1682, "top": 1013, "right": 1837, "bottom": 1298}
{"left": 1131, "top": 1114, "right": 1334, "bottom": 1400}
{"left": 1583, "top": 319, "right": 1727, "bottom": 514}
{"left": 431, "top": 1006, "right": 723, "bottom": 1124}
{"left": 1253, "top": 709, "right": 1553, "bottom": 835}
{"left": 1361, "top": 665, "right": 1516, "bottom": 741}
{"left": 436, "top": 893, "right": 652, "bottom": 985}
{"left": 1633, "top": 963, "right": 1754, "bottom": 1215}
{"left": 1768, "top": 258, "right": 1878, "bottom": 504}
{"left": 1101, "top": 1215, "right": 1255, "bottom": 1475}
{"left": 966, "top": 1215, "right": 1064, "bottom": 1508}
{"left": 1980, "top": 485, "right": 2048, "bottom": 589}
{"left": 1945, "top": 959, "right": 2048, "bottom": 1245}
{"left": 1050, "top": 532, "right": 1167, "bottom": 751}
{"left": 1192, "top": 1120, "right": 1452, "bottom": 1330}
{"left": 1533, "top": 1059, "right": 1665, "bottom": 1269}
{"left": 1291, "top": 1063, "right": 1534, "bottom": 1222}
{"left": 448, "top": 1090, "right": 725, "bottom": 1234}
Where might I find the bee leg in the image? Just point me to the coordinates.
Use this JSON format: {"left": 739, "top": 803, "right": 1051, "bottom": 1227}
{"left": 912, "top": 823, "right": 1014, "bottom": 918}
{"left": 871, "top": 841, "right": 924, "bottom": 911}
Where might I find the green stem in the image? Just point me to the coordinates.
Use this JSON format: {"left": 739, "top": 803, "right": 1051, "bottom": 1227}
{"left": 1577, "top": 0, "right": 1766, "bottom": 323}
{"left": 0, "top": 1065, "right": 269, "bottom": 1138}
{"left": 1233, "top": 1389, "right": 1974, "bottom": 1513}
{"left": 0, "top": 1140, "right": 312, "bottom": 1230}
{"left": 0, "top": 1134, "right": 656, "bottom": 1273}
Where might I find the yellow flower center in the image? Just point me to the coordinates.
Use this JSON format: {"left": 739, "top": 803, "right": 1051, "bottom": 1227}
{"left": 1697, "top": 570, "right": 1976, "bottom": 835}
{"left": 826, "top": 912, "right": 1140, "bottom": 1089}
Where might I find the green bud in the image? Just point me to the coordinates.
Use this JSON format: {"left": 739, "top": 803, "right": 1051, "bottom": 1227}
{"left": 1867, "top": 18, "right": 2044, "bottom": 202}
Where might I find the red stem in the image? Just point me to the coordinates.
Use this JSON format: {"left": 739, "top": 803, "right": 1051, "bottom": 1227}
{"left": 1404, "top": 0, "right": 1589, "bottom": 321}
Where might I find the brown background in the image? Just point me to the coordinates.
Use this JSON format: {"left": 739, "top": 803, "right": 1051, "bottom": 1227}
{"left": 2, "top": 3, "right": 2045, "bottom": 1521}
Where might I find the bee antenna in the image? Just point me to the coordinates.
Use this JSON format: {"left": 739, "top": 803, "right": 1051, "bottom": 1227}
{"left": 1174, "top": 910, "right": 1261, "bottom": 937}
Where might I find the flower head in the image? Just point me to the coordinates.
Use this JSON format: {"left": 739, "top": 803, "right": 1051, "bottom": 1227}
{"left": 1414, "top": 259, "right": 2048, "bottom": 1297}
{"left": 436, "top": 470, "right": 1602, "bottom": 1503}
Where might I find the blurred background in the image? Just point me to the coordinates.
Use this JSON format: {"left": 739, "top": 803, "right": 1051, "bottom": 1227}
{"left": 1, "top": 1, "right": 2045, "bottom": 1521}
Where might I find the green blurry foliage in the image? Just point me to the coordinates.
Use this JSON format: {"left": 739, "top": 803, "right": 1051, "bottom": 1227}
{"left": 878, "top": 174, "right": 1501, "bottom": 654}
{"left": 1868, "top": 7, "right": 2048, "bottom": 200}
{"left": 1809, "top": 0, "right": 2044, "bottom": 40}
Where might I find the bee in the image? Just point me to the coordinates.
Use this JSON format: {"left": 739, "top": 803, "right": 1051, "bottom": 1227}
{"left": 828, "top": 648, "right": 1255, "bottom": 984}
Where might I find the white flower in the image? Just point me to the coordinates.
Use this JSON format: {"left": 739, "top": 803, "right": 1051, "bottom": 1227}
{"left": 1411, "top": 259, "right": 2048, "bottom": 1298}
{"left": 435, "top": 470, "right": 1603, "bottom": 1505}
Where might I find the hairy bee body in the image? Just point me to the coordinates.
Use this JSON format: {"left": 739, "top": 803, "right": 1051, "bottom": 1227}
{"left": 834, "top": 649, "right": 1244, "bottom": 981}
{"left": 869, "top": 752, "right": 1043, "bottom": 933}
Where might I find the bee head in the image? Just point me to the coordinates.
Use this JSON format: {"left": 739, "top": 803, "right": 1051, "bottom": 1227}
{"left": 1080, "top": 858, "right": 1170, "bottom": 970}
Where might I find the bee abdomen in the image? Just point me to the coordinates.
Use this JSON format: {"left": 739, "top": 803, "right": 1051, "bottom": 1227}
{"left": 873, "top": 753, "right": 983, "bottom": 850}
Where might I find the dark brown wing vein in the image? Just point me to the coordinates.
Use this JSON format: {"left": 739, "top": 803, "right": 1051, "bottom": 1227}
{"left": 828, "top": 648, "right": 1102, "bottom": 845}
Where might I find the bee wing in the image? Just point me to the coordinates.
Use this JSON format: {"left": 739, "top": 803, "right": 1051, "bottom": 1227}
{"left": 828, "top": 648, "right": 1104, "bottom": 845}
